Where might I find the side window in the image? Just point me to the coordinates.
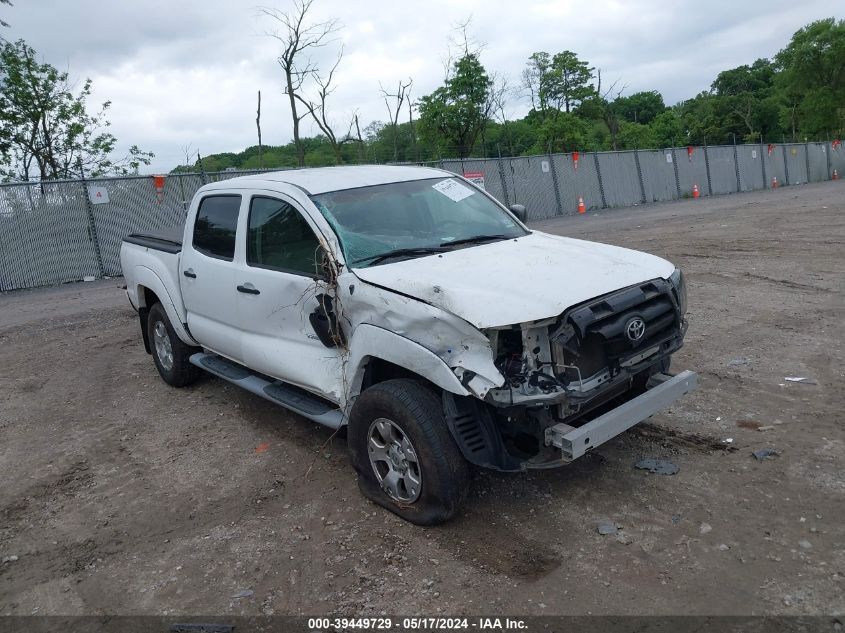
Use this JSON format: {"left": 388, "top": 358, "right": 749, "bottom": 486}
{"left": 247, "top": 196, "right": 322, "bottom": 276}
{"left": 193, "top": 195, "right": 241, "bottom": 260}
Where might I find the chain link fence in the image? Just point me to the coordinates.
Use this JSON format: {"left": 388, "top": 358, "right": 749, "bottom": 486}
{"left": 1, "top": 143, "right": 843, "bottom": 291}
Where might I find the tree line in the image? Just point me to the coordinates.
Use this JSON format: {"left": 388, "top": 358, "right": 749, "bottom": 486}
{"left": 0, "top": 0, "right": 842, "bottom": 180}
{"left": 181, "top": 13, "right": 845, "bottom": 173}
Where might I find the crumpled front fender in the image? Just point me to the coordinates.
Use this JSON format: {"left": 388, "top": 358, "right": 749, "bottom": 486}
{"left": 338, "top": 273, "right": 504, "bottom": 399}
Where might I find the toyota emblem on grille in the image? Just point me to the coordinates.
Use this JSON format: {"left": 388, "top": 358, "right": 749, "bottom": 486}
{"left": 625, "top": 317, "right": 646, "bottom": 342}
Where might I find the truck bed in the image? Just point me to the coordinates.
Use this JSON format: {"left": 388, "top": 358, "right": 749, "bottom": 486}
{"left": 120, "top": 226, "right": 187, "bottom": 333}
{"left": 122, "top": 226, "right": 183, "bottom": 254}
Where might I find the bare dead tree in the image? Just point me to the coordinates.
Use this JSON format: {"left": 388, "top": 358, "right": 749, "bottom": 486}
{"left": 256, "top": 90, "right": 263, "bottom": 169}
{"left": 344, "top": 110, "right": 365, "bottom": 163}
{"left": 294, "top": 48, "right": 348, "bottom": 164}
{"left": 260, "top": 0, "right": 340, "bottom": 167}
{"left": 475, "top": 72, "right": 505, "bottom": 158}
{"left": 489, "top": 75, "right": 513, "bottom": 154}
{"left": 451, "top": 17, "right": 477, "bottom": 57}
{"left": 380, "top": 78, "right": 412, "bottom": 162}
{"left": 181, "top": 143, "right": 195, "bottom": 170}
{"left": 407, "top": 95, "right": 418, "bottom": 162}
{"left": 595, "top": 68, "right": 626, "bottom": 150}
{"left": 435, "top": 16, "right": 490, "bottom": 84}
{"left": 440, "top": 17, "right": 481, "bottom": 81}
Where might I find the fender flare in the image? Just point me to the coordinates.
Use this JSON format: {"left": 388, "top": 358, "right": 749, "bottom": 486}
{"left": 133, "top": 266, "right": 197, "bottom": 347}
{"left": 345, "top": 324, "right": 469, "bottom": 401}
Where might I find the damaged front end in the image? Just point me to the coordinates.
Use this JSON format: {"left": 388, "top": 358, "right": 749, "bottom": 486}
{"left": 444, "top": 276, "right": 692, "bottom": 471}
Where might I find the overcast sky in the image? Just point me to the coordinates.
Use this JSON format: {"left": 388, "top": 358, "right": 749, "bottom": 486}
{"left": 5, "top": 0, "right": 841, "bottom": 172}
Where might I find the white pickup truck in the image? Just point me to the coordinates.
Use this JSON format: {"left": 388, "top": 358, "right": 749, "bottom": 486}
{"left": 121, "top": 165, "right": 696, "bottom": 524}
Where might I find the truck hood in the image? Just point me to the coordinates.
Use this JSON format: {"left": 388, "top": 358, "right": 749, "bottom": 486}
{"left": 351, "top": 231, "right": 676, "bottom": 329}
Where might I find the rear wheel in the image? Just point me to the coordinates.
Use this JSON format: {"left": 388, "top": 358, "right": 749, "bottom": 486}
{"left": 348, "top": 379, "right": 469, "bottom": 525}
{"left": 147, "top": 302, "right": 200, "bottom": 387}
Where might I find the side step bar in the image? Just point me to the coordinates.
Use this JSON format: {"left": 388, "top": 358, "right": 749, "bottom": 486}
{"left": 545, "top": 370, "right": 698, "bottom": 460}
{"left": 189, "top": 353, "right": 345, "bottom": 429}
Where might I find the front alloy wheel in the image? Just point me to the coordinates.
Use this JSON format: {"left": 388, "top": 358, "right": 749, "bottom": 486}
{"left": 348, "top": 379, "right": 469, "bottom": 525}
{"left": 368, "top": 417, "right": 422, "bottom": 502}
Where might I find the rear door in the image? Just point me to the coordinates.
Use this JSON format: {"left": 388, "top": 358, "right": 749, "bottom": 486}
{"left": 180, "top": 193, "right": 244, "bottom": 361}
{"left": 234, "top": 192, "right": 344, "bottom": 402}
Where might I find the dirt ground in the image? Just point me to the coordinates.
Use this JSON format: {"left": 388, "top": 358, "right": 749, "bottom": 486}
{"left": 1, "top": 180, "right": 843, "bottom": 618}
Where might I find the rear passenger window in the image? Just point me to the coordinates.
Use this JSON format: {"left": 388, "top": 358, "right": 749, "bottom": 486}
{"left": 193, "top": 195, "right": 241, "bottom": 260}
{"left": 247, "top": 196, "right": 321, "bottom": 276}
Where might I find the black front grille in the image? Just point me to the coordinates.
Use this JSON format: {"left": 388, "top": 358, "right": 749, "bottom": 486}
{"left": 551, "top": 279, "right": 683, "bottom": 381}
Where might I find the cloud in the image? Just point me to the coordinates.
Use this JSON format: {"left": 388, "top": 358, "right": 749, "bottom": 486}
{"left": 5, "top": 0, "right": 841, "bottom": 171}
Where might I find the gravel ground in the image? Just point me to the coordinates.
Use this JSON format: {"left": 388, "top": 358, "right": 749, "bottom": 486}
{"left": 0, "top": 180, "right": 843, "bottom": 617}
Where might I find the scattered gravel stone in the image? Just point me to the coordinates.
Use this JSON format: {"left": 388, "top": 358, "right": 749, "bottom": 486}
{"left": 727, "top": 357, "right": 751, "bottom": 367}
{"left": 700, "top": 523, "right": 713, "bottom": 534}
{"left": 634, "top": 459, "right": 679, "bottom": 475}
{"left": 752, "top": 448, "right": 779, "bottom": 460}
{"left": 597, "top": 522, "right": 618, "bottom": 535}
{"left": 798, "top": 540, "right": 812, "bottom": 550}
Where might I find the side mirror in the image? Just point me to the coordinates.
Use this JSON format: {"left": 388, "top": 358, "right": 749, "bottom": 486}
{"left": 509, "top": 204, "right": 527, "bottom": 222}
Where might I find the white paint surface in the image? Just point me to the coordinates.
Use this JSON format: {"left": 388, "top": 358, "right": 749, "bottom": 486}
{"left": 200, "top": 165, "right": 449, "bottom": 195}
{"left": 353, "top": 231, "right": 675, "bottom": 329}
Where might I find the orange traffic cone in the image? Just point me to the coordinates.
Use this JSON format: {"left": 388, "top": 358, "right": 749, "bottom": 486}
{"left": 771, "top": 176, "right": 779, "bottom": 188}
{"left": 833, "top": 169, "right": 839, "bottom": 180}
{"left": 577, "top": 196, "right": 586, "bottom": 214}
{"left": 692, "top": 184, "right": 700, "bottom": 199}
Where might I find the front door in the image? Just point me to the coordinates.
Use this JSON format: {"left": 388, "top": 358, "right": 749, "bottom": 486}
{"left": 235, "top": 193, "right": 344, "bottom": 402}
{"left": 180, "top": 193, "right": 244, "bottom": 361}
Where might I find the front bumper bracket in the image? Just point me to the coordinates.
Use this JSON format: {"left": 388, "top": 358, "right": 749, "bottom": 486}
{"left": 544, "top": 370, "right": 698, "bottom": 460}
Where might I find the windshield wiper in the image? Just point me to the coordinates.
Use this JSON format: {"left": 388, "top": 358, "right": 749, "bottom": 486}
{"left": 440, "top": 234, "right": 510, "bottom": 248}
{"left": 353, "top": 246, "right": 448, "bottom": 266}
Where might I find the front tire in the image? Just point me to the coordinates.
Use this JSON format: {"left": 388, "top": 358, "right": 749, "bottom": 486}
{"left": 147, "top": 302, "right": 200, "bottom": 387}
{"left": 348, "top": 379, "right": 469, "bottom": 525}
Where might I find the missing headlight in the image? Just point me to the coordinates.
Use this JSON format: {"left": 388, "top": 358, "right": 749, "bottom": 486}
{"left": 669, "top": 268, "right": 688, "bottom": 315}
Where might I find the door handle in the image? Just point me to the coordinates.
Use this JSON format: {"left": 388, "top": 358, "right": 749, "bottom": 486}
{"left": 237, "top": 284, "right": 260, "bottom": 295}
{"left": 183, "top": 269, "right": 197, "bottom": 279}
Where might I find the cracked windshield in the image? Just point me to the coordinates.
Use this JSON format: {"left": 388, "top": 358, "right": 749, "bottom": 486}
{"left": 311, "top": 177, "right": 528, "bottom": 267}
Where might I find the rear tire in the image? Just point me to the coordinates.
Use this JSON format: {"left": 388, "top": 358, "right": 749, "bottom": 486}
{"left": 348, "top": 379, "right": 469, "bottom": 525}
{"left": 147, "top": 302, "right": 200, "bottom": 387}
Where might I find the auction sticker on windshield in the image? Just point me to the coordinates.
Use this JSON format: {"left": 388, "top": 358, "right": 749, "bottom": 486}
{"left": 432, "top": 178, "right": 475, "bottom": 202}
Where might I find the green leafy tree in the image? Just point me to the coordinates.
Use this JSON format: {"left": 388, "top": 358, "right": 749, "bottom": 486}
{"left": 614, "top": 91, "right": 666, "bottom": 125}
{"left": 616, "top": 121, "right": 655, "bottom": 149}
{"left": 774, "top": 18, "right": 845, "bottom": 138}
{"left": 418, "top": 53, "right": 493, "bottom": 158}
{"left": 485, "top": 119, "right": 539, "bottom": 157}
{"left": 534, "top": 111, "right": 590, "bottom": 152}
{"left": 523, "top": 50, "right": 595, "bottom": 116}
{"left": 553, "top": 51, "right": 595, "bottom": 113}
{"left": 522, "top": 50, "right": 596, "bottom": 149}
{"left": 649, "top": 110, "right": 686, "bottom": 148}
{"left": 0, "top": 39, "right": 153, "bottom": 181}
{"left": 711, "top": 59, "right": 781, "bottom": 142}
